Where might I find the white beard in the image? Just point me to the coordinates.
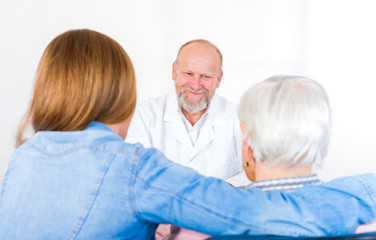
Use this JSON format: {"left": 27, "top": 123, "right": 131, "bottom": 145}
{"left": 177, "top": 88, "right": 211, "bottom": 113}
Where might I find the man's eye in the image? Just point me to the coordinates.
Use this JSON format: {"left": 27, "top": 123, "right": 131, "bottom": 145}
{"left": 184, "top": 72, "right": 192, "bottom": 76}
{"left": 204, "top": 75, "right": 211, "bottom": 78}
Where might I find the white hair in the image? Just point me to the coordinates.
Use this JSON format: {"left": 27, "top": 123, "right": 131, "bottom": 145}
{"left": 237, "top": 75, "right": 331, "bottom": 168}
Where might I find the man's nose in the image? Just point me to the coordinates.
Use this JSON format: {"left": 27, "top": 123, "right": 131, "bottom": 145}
{"left": 190, "top": 76, "right": 202, "bottom": 90}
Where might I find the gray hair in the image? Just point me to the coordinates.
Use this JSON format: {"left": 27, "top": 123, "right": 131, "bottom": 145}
{"left": 237, "top": 75, "right": 331, "bottom": 168}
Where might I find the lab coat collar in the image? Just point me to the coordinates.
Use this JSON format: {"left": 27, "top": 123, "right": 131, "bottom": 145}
{"left": 162, "top": 91, "right": 222, "bottom": 157}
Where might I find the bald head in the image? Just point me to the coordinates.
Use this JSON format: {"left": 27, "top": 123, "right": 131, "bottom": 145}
{"left": 176, "top": 39, "right": 223, "bottom": 73}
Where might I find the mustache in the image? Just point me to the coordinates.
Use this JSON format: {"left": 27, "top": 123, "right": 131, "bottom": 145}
{"left": 181, "top": 87, "right": 208, "bottom": 94}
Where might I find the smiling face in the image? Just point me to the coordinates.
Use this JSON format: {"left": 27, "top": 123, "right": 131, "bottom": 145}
{"left": 172, "top": 42, "right": 223, "bottom": 114}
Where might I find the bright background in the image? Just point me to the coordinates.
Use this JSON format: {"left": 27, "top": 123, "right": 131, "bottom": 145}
{"left": 1, "top": 0, "right": 375, "bottom": 181}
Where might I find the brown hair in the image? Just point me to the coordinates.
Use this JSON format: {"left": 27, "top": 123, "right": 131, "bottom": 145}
{"left": 16, "top": 29, "right": 136, "bottom": 146}
{"left": 176, "top": 39, "right": 223, "bottom": 71}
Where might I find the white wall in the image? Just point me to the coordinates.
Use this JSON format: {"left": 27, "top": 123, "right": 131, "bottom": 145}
{"left": 306, "top": 0, "right": 376, "bottom": 180}
{"left": 1, "top": 0, "right": 375, "bottom": 181}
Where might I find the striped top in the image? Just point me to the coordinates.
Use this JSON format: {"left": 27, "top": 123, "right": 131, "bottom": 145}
{"left": 244, "top": 174, "right": 323, "bottom": 192}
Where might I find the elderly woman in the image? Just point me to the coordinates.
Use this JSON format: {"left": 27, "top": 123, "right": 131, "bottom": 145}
{"left": 0, "top": 30, "right": 375, "bottom": 239}
{"left": 170, "top": 75, "right": 376, "bottom": 239}
{"left": 238, "top": 75, "right": 376, "bottom": 233}
{"left": 238, "top": 75, "right": 330, "bottom": 187}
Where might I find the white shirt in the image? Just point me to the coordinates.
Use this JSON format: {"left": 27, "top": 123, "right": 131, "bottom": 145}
{"left": 126, "top": 92, "right": 250, "bottom": 185}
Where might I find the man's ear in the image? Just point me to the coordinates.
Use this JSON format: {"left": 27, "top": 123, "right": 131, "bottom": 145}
{"left": 216, "top": 70, "right": 223, "bottom": 88}
{"left": 172, "top": 61, "right": 177, "bottom": 81}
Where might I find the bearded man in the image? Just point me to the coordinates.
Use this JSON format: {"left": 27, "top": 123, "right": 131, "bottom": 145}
{"left": 126, "top": 39, "right": 249, "bottom": 186}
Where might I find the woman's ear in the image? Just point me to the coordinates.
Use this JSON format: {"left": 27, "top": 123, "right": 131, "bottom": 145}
{"left": 241, "top": 123, "right": 256, "bottom": 181}
{"left": 242, "top": 138, "right": 256, "bottom": 182}
{"left": 240, "top": 121, "right": 246, "bottom": 134}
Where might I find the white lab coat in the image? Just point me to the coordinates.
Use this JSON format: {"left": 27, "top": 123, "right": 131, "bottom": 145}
{"left": 126, "top": 92, "right": 250, "bottom": 185}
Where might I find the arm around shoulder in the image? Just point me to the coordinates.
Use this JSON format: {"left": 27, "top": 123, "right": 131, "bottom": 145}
{"left": 131, "top": 146, "right": 376, "bottom": 237}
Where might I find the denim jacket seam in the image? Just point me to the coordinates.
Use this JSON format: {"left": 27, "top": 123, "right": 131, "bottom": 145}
{"left": 67, "top": 153, "right": 116, "bottom": 240}
{"left": 26, "top": 142, "right": 134, "bottom": 157}
{"left": 0, "top": 171, "right": 9, "bottom": 201}
{"left": 128, "top": 148, "right": 146, "bottom": 223}
{"left": 357, "top": 175, "right": 376, "bottom": 217}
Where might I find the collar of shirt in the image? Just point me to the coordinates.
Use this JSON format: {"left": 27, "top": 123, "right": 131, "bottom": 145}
{"left": 244, "top": 174, "right": 323, "bottom": 192}
{"left": 177, "top": 108, "right": 208, "bottom": 145}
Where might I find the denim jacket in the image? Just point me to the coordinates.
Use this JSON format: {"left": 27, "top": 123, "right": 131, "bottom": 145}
{"left": 0, "top": 122, "right": 375, "bottom": 239}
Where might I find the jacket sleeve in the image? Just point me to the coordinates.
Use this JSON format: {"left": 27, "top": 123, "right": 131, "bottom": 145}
{"left": 131, "top": 147, "right": 376, "bottom": 237}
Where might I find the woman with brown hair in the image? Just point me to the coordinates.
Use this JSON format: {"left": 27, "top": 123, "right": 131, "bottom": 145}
{"left": 16, "top": 28, "right": 136, "bottom": 144}
{"left": 0, "top": 29, "right": 375, "bottom": 239}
